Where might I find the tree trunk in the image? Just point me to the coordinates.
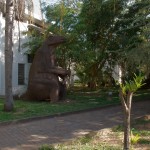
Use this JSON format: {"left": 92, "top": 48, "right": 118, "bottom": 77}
{"left": 87, "top": 81, "right": 97, "bottom": 90}
{"left": 119, "top": 90, "right": 133, "bottom": 150}
{"left": 123, "top": 109, "right": 131, "bottom": 150}
{"left": 4, "top": 0, "right": 14, "bottom": 111}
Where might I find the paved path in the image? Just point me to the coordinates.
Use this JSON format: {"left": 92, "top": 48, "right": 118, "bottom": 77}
{"left": 0, "top": 101, "right": 149, "bottom": 150}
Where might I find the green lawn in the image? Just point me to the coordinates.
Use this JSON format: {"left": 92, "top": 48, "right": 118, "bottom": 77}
{"left": 0, "top": 88, "right": 149, "bottom": 123}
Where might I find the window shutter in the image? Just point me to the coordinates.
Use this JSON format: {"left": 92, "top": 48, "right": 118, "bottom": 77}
{"left": 18, "top": 64, "right": 25, "bottom": 85}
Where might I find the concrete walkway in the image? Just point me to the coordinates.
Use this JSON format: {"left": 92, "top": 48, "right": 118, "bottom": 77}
{"left": 0, "top": 101, "right": 149, "bottom": 150}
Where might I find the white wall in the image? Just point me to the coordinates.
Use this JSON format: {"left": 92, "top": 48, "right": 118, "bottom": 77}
{"left": 0, "top": 12, "right": 31, "bottom": 96}
{"left": 0, "top": 0, "right": 43, "bottom": 96}
{"left": 112, "top": 65, "right": 122, "bottom": 84}
{"left": 0, "top": 12, "right": 6, "bottom": 96}
{"left": 33, "top": 0, "right": 43, "bottom": 20}
{"left": 25, "top": 0, "right": 43, "bottom": 21}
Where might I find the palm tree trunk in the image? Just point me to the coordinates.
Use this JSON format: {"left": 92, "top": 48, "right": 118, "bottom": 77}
{"left": 4, "top": 0, "right": 14, "bottom": 111}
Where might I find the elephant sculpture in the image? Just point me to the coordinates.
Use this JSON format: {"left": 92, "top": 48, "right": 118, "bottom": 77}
{"left": 25, "top": 35, "right": 70, "bottom": 102}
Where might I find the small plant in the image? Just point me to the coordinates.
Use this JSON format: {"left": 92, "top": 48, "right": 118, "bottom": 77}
{"left": 131, "top": 129, "right": 140, "bottom": 145}
{"left": 39, "top": 144, "right": 55, "bottom": 150}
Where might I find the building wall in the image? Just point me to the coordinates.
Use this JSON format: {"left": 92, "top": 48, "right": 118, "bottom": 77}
{"left": 0, "top": 0, "right": 43, "bottom": 96}
{"left": 33, "top": 0, "right": 43, "bottom": 20}
{"left": 112, "top": 65, "right": 122, "bottom": 84}
{"left": 0, "top": 12, "right": 31, "bottom": 96}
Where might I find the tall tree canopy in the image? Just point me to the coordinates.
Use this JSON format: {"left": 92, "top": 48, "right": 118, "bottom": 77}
{"left": 24, "top": 0, "right": 150, "bottom": 88}
{"left": 76, "top": 0, "right": 150, "bottom": 87}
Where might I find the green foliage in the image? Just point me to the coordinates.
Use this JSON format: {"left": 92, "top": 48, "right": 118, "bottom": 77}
{"left": 131, "top": 128, "right": 150, "bottom": 145}
{"left": 76, "top": 0, "right": 149, "bottom": 88}
{"left": 131, "top": 129, "right": 150, "bottom": 137}
{"left": 131, "top": 129, "right": 141, "bottom": 145}
{"left": 131, "top": 134, "right": 140, "bottom": 145}
{"left": 22, "top": 28, "right": 46, "bottom": 55}
{"left": 39, "top": 144, "right": 55, "bottom": 150}
{"left": 113, "top": 0, "right": 150, "bottom": 75}
{"left": 75, "top": 0, "right": 124, "bottom": 88}
{"left": 22, "top": 0, "right": 150, "bottom": 88}
{"left": 119, "top": 74, "right": 145, "bottom": 94}
{"left": 42, "top": 0, "right": 83, "bottom": 68}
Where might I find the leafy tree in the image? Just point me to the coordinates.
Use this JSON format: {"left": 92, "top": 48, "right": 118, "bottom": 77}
{"left": 79, "top": 0, "right": 149, "bottom": 86}
{"left": 22, "top": 28, "right": 46, "bottom": 55}
{"left": 113, "top": 0, "right": 150, "bottom": 79}
{"left": 77, "top": 1, "right": 149, "bottom": 149}
{"left": 23, "top": 0, "right": 150, "bottom": 90}
{"left": 44, "top": 0, "right": 83, "bottom": 69}
{"left": 113, "top": 1, "right": 150, "bottom": 149}
{"left": 74, "top": 0, "right": 125, "bottom": 88}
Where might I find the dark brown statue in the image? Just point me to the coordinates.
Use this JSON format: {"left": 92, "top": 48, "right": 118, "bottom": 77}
{"left": 25, "top": 35, "right": 70, "bottom": 102}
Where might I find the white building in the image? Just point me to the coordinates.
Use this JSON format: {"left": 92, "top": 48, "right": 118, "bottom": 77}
{"left": 0, "top": 0, "right": 43, "bottom": 96}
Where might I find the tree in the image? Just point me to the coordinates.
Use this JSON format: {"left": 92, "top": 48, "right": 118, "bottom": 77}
{"left": 4, "top": 0, "right": 15, "bottom": 111}
{"left": 112, "top": 1, "right": 150, "bottom": 149}
{"left": 23, "top": 0, "right": 149, "bottom": 90}
{"left": 74, "top": 0, "right": 124, "bottom": 88}
{"left": 78, "top": 0, "right": 150, "bottom": 87}
{"left": 119, "top": 74, "right": 145, "bottom": 150}
{"left": 78, "top": 0, "right": 149, "bottom": 149}
{"left": 44, "top": 0, "right": 83, "bottom": 69}
{"left": 4, "top": 0, "right": 34, "bottom": 111}
{"left": 23, "top": 0, "right": 83, "bottom": 88}
{"left": 113, "top": 0, "right": 150, "bottom": 78}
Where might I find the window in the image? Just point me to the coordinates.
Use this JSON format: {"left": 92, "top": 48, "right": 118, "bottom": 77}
{"left": 18, "top": 64, "right": 25, "bottom": 85}
{"left": 27, "top": 54, "right": 34, "bottom": 63}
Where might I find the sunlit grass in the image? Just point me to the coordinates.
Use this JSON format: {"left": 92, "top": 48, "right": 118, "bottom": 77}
{"left": 0, "top": 88, "right": 149, "bottom": 122}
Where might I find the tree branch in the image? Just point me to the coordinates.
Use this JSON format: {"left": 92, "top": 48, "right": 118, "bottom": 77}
{"left": 119, "top": 89, "right": 128, "bottom": 113}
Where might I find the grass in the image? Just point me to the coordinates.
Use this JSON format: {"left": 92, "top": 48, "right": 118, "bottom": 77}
{"left": 0, "top": 88, "right": 149, "bottom": 123}
{"left": 112, "top": 118, "right": 150, "bottom": 147}
{"left": 138, "top": 138, "right": 150, "bottom": 144}
{"left": 133, "top": 88, "right": 150, "bottom": 101}
{"left": 39, "top": 144, "right": 121, "bottom": 150}
{"left": 39, "top": 134, "right": 122, "bottom": 150}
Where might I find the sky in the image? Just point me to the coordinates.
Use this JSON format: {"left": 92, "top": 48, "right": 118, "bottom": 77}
{"left": 43, "top": 0, "right": 60, "bottom": 5}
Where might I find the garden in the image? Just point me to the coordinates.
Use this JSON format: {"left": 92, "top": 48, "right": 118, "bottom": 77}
{"left": 1, "top": 0, "right": 150, "bottom": 150}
